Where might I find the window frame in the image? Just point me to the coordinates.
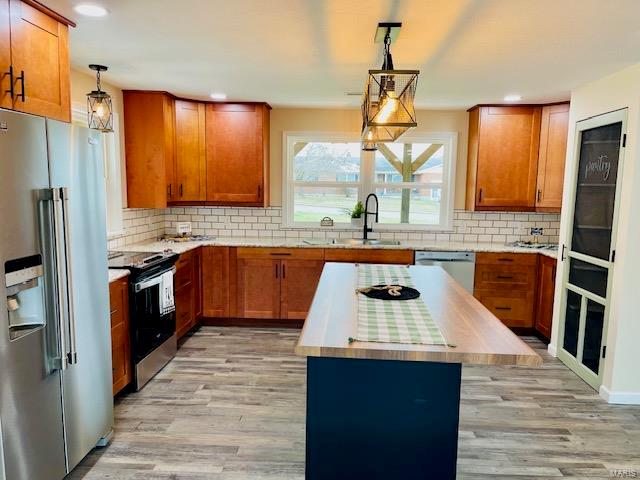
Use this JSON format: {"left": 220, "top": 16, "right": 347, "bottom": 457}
{"left": 282, "top": 131, "right": 457, "bottom": 230}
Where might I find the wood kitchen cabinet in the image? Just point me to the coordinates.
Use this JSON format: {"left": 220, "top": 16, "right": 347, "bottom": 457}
{"left": 535, "top": 103, "right": 569, "bottom": 212}
{"left": 174, "top": 248, "right": 202, "bottom": 338}
{"left": 174, "top": 100, "right": 206, "bottom": 202}
{"left": 202, "top": 246, "right": 230, "bottom": 318}
{"left": 466, "top": 106, "right": 542, "bottom": 210}
{"left": 109, "top": 277, "right": 132, "bottom": 395}
{"left": 466, "top": 103, "right": 569, "bottom": 212}
{"left": 124, "top": 91, "right": 176, "bottom": 208}
{"left": 206, "top": 103, "right": 271, "bottom": 206}
{"left": 123, "top": 94, "right": 271, "bottom": 208}
{"left": 1, "top": 0, "right": 11, "bottom": 109}
{"left": 535, "top": 255, "right": 557, "bottom": 341}
{"left": 235, "top": 248, "right": 324, "bottom": 320}
{"left": 473, "top": 252, "right": 538, "bottom": 328}
{"left": 1, "top": 0, "right": 72, "bottom": 120}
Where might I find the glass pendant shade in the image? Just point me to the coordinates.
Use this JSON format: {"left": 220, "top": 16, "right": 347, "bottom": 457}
{"left": 361, "top": 69, "right": 419, "bottom": 143}
{"left": 87, "top": 64, "right": 113, "bottom": 132}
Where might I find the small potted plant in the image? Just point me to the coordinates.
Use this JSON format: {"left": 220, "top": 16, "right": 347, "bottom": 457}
{"left": 350, "top": 201, "right": 365, "bottom": 228}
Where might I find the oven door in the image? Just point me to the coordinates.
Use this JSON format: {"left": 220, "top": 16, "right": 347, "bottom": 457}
{"left": 130, "top": 268, "right": 176, "bottom": 362}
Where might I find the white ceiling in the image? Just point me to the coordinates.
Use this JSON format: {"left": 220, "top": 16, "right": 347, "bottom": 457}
{"left": 46, "top": 0, "right": 640, "bottom": 108}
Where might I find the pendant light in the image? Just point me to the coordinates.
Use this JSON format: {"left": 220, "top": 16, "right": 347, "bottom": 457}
{"left": 361, "top": 23, "right": 419, "bottom": 144}
{"left": 87, "top": 64, "right": 113, "bottom": 132}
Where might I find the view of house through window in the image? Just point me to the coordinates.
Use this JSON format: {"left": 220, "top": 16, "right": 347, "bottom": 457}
{"left": 285, "top": 133, "right": 455, "bottom": 229}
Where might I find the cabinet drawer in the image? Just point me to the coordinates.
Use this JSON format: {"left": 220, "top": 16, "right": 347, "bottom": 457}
{"left": 236, "top": 247, "right": 324, "bottom": 260}
{"left": 476, "top": 252, "right": 538, "bottom": 266}
{"left": 474, "top": 263, "right": 537, "bottom": 291}
{"left": 474, "top": 289, "right": 535, "bottom": 328}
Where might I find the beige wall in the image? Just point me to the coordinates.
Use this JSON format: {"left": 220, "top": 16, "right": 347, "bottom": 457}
{"left": 70, "top": 69, "right": 127, "bottom": 205}
{"left": 269, "top": 108, "right": 469, "bottom": 208}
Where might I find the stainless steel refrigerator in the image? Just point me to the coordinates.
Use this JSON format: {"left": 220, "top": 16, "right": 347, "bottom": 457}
{"left": 0, "top": 109, "right": 114, "bottom": 480}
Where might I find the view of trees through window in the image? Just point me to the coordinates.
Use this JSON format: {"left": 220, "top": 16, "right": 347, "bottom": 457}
{"left": 289, "top": 137, "right": 449, "bottom": 227}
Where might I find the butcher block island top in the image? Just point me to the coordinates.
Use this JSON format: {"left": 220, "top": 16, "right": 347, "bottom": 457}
{"left": 296, "top": 263, "right": 541, "bottom": 367}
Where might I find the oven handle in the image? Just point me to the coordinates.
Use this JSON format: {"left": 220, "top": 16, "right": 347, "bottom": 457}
{"left": 134, "top": 267, "right": 176, "bottom": 292}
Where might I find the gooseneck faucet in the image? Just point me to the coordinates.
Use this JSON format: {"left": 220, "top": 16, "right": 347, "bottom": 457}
{"left": 363, "top": 193, "right": 379, "bottom": 240}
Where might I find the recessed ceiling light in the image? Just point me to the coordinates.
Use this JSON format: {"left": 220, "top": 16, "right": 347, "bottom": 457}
{"left": 210, "top": 93, "right": 227, "bottom": 101}
{"left": 74, "top": 3, "right": 109, "bottom": 17}
{"left": 504, "top": 94, "right": 522, "bottom": 102}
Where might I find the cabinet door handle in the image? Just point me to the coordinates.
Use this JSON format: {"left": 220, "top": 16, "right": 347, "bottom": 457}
{"left": 495, "top": 306, "right": 512, "bottom": 311}
{"left": 282, "top": 264, "right": 286, "bottom": 279}
{"left": 537, "top": 189, "right": 542, "bottom": 202}
{"left": 179, "top": 184, "right": 183, "bottom": 197}
{"left": 167, "top": 184, "right": 172, "bottom": 197}
{"left": 496, "top": 275, "right": 514, "bottom": 279}
{"left": 270, "top": 252, "right": 292, "bottom": 256}
{"left": 275, "top": 263, "right": 278, "bottom": 279}
{"left": 478, "top": 188, "right": 483, "bottom": 203}
{"left": 4, "top": 65, "right": 14, "bottom": 99}
{"left": 257, "top": 185, "right": 262, "bottom": 199}
{"left": 16, "top": 70, "right": 25, "bottom": 102}
{"left": 497, "top": 258, "right": 514, "bottom": 262}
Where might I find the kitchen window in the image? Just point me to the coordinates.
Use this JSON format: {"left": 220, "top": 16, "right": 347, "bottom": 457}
{"left": 283, "top": 132, "right": 457, "bottom": 229}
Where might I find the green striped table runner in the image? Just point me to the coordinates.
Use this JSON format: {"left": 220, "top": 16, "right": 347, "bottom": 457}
{"left": 351, "top": 264, "right": 448, "bottom": 346}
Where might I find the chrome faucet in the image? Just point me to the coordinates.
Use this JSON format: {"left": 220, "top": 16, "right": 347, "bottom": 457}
{"left": 363, "top": 193, "right": 379, "bottom": 240}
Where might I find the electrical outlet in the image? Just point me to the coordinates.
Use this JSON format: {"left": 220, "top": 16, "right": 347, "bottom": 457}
{"left": 531, "top": 227, "right": 544, "bottom": 236}
{"left": 176, "top": 222, "right": 192, "bottom": 236}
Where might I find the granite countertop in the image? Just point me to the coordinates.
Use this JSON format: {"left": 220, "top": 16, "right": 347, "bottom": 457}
{"left": 113, "top": 237, "right": 558, "bottom": 259}
{"left": 108, "top": 269, "right": 130, "bottom": 283}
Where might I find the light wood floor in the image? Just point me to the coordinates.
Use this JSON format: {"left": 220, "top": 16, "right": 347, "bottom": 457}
{"left": 70, "top": 327, "right": 640, "bottom": 479}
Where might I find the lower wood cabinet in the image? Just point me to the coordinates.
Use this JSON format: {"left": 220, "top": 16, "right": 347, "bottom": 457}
{"left": 109, "top": 277, "right": 131, "bottom": 396}
{"left": 473, "top": 252, "right": 538, "bottom": 328}
{"left": 202, "top": 246, "right": 229, "bottom": 317}
{"left": 174, "top": 248, "right": 202, "bottom": 338}
{"left": 535, "top": 255, "right": 557, "bottom": 340}
{"left": 235, "top": 248, "right": 325, "bottom": 320}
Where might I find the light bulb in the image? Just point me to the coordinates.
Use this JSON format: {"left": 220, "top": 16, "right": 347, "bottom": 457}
{"left": 95, "top": 102, "right": 105, "bottom": 117}
{"left": 375, "top": 92, "right": 399, "bottom": 123}
{"left": 367, "top": 131, "right": 373, "bottom": 140}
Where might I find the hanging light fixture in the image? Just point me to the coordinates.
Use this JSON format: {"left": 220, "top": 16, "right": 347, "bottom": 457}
{"left": 87, "top": 64, "right": 113, "bottom": 132}
{"left": 361, "top": 23, "right": 419, "bottom": 144}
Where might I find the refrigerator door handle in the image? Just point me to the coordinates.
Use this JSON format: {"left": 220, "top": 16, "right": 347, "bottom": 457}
{"left": 60, "top": 187, "right": 78, "bottom": 365}
{"left": 39, "top": 188, "right": 69, "bottom": 371}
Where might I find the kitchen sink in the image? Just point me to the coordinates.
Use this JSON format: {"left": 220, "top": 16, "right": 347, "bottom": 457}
{"left": 303, "top": 238, "right": 402, "bottom": 246}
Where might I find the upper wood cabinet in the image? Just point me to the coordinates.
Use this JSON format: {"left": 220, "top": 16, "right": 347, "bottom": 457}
{"left": 466, "top": 103, "right": 569, "bottom": 212}
{"left": 1, "top": 0, "right": 72, "bottom": 121}
{"left": 535, "top": 103, "right": 569, "bottom": 211}
{"left": 123, "top": 94, "right": 270, "bottom": 208}
{"left": 206, "top": 103, "right": 270, "bottom": 206}
{"left": 467, "top": 106, "right": 542, "bottom": 210}
{"left": 175, "top": 100, "right": 206, "bottom": 202}
{"left": 1, "top": 0, "right": 11, "bottom": 109}
{"left": 123, "top": 91, "right": 176, "bottom": 208}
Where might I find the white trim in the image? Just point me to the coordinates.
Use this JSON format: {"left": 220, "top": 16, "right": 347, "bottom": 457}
{"left": 282, "top": 131, "right": 457, "bottom": 231}
{"left": 547, "top": 343, "right": 557, "bottom": 357}
{"left": 599, "top": 385, "right": 640, "bottom": 405}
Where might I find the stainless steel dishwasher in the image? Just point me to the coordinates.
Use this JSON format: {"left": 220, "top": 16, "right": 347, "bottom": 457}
{"left": 414, "top": 251, "right": 476, "bottom": 293}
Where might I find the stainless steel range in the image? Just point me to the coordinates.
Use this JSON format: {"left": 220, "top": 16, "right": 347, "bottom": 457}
{"left": 108, "top": 251, "right": 178, "bottom": 390}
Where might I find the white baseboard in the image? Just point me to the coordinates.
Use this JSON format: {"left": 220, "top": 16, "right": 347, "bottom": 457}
{"left": 600, "top": 385, "right": 640, "bottom": 405}
{"left": 547, "top": 343, "right": 557, "bottom": 357}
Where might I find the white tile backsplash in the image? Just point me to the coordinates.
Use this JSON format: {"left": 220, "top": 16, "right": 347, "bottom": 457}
{"left": 107, "top": 206, "right": 560, "bottom": 250}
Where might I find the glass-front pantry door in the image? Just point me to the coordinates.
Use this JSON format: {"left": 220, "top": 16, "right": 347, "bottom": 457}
{"left": 558, "top": 109, "right": 626, "bottom": 390}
